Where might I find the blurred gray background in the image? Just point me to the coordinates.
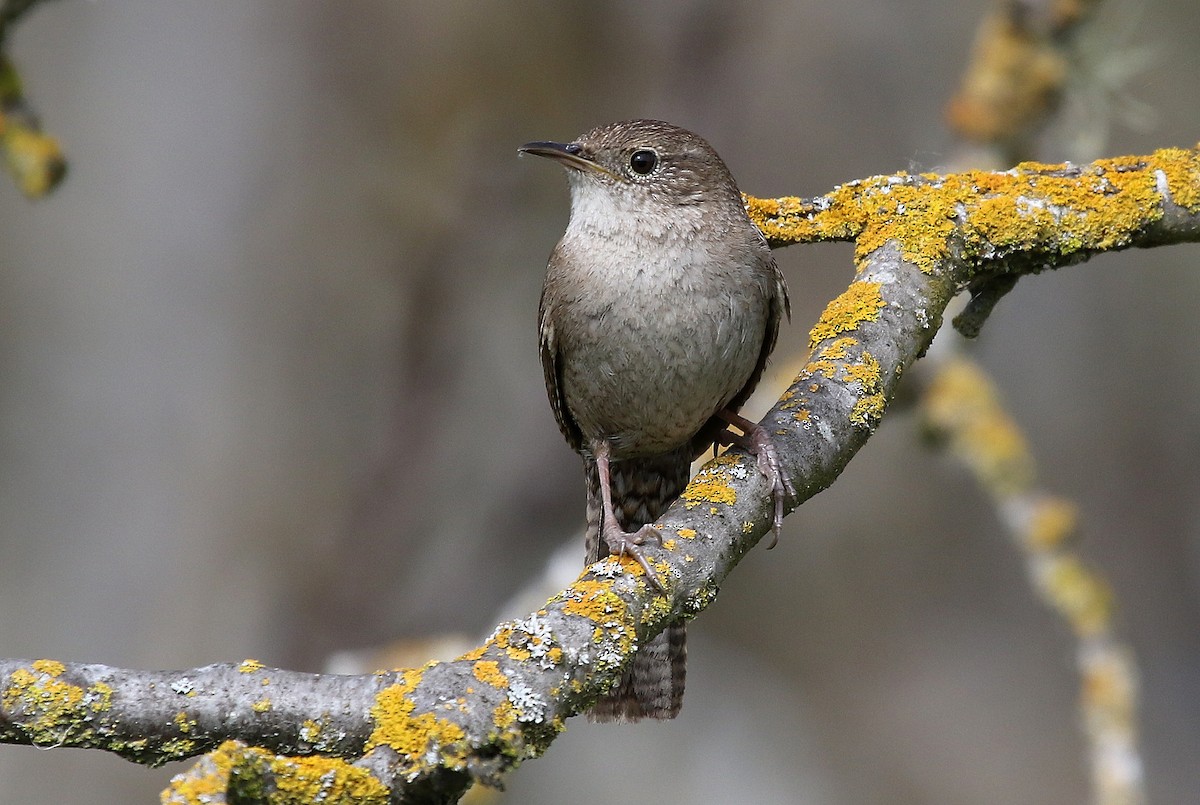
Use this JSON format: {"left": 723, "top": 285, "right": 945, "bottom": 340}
{"left": 1, "top": 1, "right": 1198, "bottom": 803}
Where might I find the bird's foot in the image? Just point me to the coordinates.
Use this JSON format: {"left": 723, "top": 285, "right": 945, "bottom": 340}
{"left": 717, "top": 410, "right": 796, "bottom": 548}
{"left": 601, "top": 520, "right": 665, "bottom": 592}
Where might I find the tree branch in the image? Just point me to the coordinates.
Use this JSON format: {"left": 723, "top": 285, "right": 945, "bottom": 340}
{"left": 2, "top": 145, "right": 1198, "bottom": 802}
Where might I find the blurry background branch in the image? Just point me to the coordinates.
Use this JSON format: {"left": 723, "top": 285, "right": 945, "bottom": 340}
{"left": 0, "top": 0, "right": 64, "bottom": 198}
{"left": 918, "top": 357, "right": 1143, "bottom": 805}
{"left": 946, "top": 0, "right": 1104, "bottom": 165}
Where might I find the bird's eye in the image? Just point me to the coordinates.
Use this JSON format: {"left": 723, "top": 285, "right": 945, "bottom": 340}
{"left": 629, "top": 149, "right": 658, "bottom": 175}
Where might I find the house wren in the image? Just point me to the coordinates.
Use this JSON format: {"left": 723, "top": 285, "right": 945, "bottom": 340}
{"left": 520, "top": 119, "right": 791, "bottom": 721}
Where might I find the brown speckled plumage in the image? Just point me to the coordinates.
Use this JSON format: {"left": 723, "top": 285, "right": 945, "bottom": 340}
{"left": 523, "top": 120, "right": 788, "bottom": 721}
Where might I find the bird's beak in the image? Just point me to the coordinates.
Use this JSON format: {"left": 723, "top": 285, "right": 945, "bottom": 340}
{"left": 518, "top": 141, "right": 619, "bottom": 180}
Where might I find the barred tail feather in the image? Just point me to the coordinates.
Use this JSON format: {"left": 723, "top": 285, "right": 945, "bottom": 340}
{"left": 583, "top": 448, "right": 691, "bottom": 721}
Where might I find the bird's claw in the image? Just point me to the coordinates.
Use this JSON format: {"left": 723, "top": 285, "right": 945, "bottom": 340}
{"left": 602, "top": 522, "right": 665, "bottom": 592}
{"left": 718, "top": 410, "right": 795, "bottom": 548}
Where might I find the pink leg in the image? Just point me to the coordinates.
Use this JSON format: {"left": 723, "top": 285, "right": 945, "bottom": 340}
{"left": 595, "top": 443, "right": 665, "bottom": 591}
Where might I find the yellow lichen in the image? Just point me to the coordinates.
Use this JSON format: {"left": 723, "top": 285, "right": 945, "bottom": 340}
{"left": 266, "top": 754, "right": 390, "bottom": 804}
{"left": 808, "top": 282, "right": 886, "bottom": 348}
{"left": 237, "top": 659, "right": 265, "bottom": 674}
{"left": 472, "top": 661, "right": 508, "bottom": 689}
{"left": 88, "top": 681, "right": 113, "bottom": 713}
{"left": 850, "top": 394, "right": 887, "bottom": 427}
{"left": 639, "top": 595, "right": 672, "bottom": 627}
{"left": 680, "top": 454, "right": 740, "bottom": 509}
{"left": 801, "top": 342, "right": 886, "bottom": 428}
{"left": 31, "top": 659, "right": 65, "bottom": 677}
{"left": 491, "top": 626, "right": 531, "bottom": 662}
{"left": 841, "top": 350, "right": 882, "bottom": 390}
{"left": 744, "top": 194, "right": 860, "bottom": 246}
{"left": 165, "top": 741, "right": 390, "bottom": 805}
{"left": 746, "top": 146, "right": 1198, "bottom": 283}
{"left": 2, "top": 660, "right": 85, "bottom": 745}
{"left": 174, "top": 711, "right": 196, "bottom": 733}
{"left": 492, "top": 700, "right": 518, "bottom": 731}
{"left": 560, "top": 579, "right": 628, "bottom": 624}
{"left": 251, "top": 699, "right": 272, "bottom": 713}
{"left": 1153, "top": 145, "right": 1200, "bottom": 211}
{"left": 1026, "top": 497, "right": 1078, "bottom": 550}
{"left": 455, "top": 644, "right": 489, "bottom": 663}
{"left": 922, "top": 358, "right": 1034, "bottom": 495}
{"left": 676, "top": 528, "right": 697, "bottom": 540}
{"left": 1041, "top": 555, "right": 1112, "bottom": 637}
{"left": 366, "top": 669, "right": 468, "bottom": 772}
{"left": 821, "top": 336, "right": 859, "bottom": 359}
{"left": 299, "top": 719, "right": 322, "bottom": 744}
{"left": 1, "top": 122, "right": 67, "bottom": 199}
{"left": 161, "top": 744, "right": 231, "bottom": 804}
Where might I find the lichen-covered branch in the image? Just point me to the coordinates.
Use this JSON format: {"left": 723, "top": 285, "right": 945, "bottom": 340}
{"left": 2, "top": 146, "right": 1198, "bottom": 803}
{"left": 944, "top": 0, "right": 1104, "bottom": 162}
{"left": 918, "top": 356, "right": 1144, "bottom": 805}
{"left": 746, "top": 144, "right": 1200, "bottom": 337}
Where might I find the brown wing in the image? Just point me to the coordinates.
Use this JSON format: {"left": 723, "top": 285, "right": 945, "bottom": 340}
{"left": 694, "top": 248, "right": 790, "bottom": 454}
{"left": 538, "top": 275, "right": 584, "bottom": 453}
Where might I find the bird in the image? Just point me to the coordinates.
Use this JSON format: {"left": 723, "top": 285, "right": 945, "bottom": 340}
{"left": 520, "top": 119, "right": 790, "bottom": 721}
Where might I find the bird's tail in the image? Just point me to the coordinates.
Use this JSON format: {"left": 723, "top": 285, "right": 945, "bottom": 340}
{"left": 583, "top": 449, "right": 691, "bottom": 721}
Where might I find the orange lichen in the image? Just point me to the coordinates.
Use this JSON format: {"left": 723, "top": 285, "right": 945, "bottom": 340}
{"left": 456, "top": 644, "right": 489, "bottom": 663}
{"left": 472, "top": 661, "right": 508, "bottom": 689}
{"left": 560, "top": 579, "right": 629, "bottom": 625}
{"left": 494, "top": 626, "right": 532, "bottom": 662}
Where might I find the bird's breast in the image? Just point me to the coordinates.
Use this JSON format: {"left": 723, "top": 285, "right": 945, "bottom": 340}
{"left": 550, "top": 230, "right": 770, "bottom": 458}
